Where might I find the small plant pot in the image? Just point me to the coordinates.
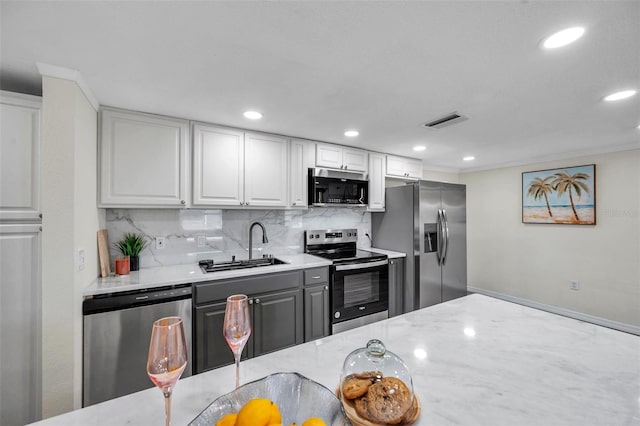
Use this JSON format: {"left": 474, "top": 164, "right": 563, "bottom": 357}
{"left": 115, "top": 257, "right": 130, "bottom": 275}
{"left": 130, "top": 255, "right": 140, "bottom": 271}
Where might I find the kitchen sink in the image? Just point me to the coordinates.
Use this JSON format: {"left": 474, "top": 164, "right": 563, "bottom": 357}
{"left": 199, "top": 257, "right": 287, "bottom": 273}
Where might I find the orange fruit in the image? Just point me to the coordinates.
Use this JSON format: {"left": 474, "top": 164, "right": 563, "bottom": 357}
{"left": 269, "top": 402, "right": 282, "bottom": 424}
{"left": 215, "top": 412, "right": 237, "bottom": 426}
{"left": 236, "top": 398, "right": 274, "bottom": 426}
{"left": 302, "top": 418, "right": 327, "bottom": 426}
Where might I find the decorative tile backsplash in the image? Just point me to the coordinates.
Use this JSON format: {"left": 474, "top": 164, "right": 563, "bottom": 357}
{"left": 106, "top": 208, "right": 372, "bottom": 268}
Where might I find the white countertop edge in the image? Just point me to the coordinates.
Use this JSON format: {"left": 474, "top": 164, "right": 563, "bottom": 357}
{"left": 84, "top": 253, "right": 332, "bottom": 296}
{"left": 365, "top": 247, "right": 406, "bottom": 258}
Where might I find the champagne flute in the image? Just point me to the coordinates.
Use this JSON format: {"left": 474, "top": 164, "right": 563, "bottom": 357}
{"left": 147, "top": 316, "right": 188, "bottom": 426}
{"left": 223, "top": 294, "right": 252, "bottom": 389}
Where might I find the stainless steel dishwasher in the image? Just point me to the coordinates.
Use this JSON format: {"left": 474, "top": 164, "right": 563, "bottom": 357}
{"left": 83, "top": 284, "right": 192, "bottom": 406}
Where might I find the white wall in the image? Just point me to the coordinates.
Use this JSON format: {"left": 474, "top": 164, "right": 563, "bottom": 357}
{"left": 460, "top": 149, "right": 639, "bottom": 328}
{"left": 41, "top": 76, "right": 100, "bottom": 417}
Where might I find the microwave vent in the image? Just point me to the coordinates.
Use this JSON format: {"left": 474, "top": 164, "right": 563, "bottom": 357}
{"left": 423, "top": 112, "right": 468, "bottom": 129}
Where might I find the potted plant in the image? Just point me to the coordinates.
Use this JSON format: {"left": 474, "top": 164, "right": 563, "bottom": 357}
{"left": 114, "top": 232, "right": 148, "bottom": 271}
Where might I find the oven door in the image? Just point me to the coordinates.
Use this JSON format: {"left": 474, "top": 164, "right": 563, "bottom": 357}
{"left": 331, "top": 259, "right": 389, "bottom": 324}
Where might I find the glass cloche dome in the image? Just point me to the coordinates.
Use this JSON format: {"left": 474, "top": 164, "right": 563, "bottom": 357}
{"left": 339, "top": 339, "right": 416, "bottom": 425}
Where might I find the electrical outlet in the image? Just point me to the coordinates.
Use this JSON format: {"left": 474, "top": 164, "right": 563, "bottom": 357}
{"left": 155, "top": 237, "right": 166, "bottom": 250}
{"left": 77, "top": 248, "right": 85, "bottom": 271}
{"left": 197, "top": 235, "right": 206, "bottom": 247}
{"left": 570, "top": 280, "right": 580, "bottom": 290}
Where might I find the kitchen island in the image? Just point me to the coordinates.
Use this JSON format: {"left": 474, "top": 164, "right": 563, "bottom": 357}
{"left": 32, "top": 294, "right": 639, "bottom": 425}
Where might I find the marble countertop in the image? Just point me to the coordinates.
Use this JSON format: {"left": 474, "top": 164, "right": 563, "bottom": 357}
{"left": 32, "top": 294, "right": 639, "bottom": 425}
{"left": 84, "top": 253, "right": 332, "bottom": 296}
{"left": 84, "top": 248, "right": 404, "bottom": 296}
{"left": 363, "top": 247, "right": 406, "bottom": 258}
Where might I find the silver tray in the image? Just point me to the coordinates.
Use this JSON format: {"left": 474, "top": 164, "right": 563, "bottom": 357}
{"left": 189, "top": 372, "right": 351, "bottom": 426}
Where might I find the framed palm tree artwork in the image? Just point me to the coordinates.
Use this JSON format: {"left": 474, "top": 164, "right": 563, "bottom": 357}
{"left": 522, "top": 164, "right": 596, "bottom": 225}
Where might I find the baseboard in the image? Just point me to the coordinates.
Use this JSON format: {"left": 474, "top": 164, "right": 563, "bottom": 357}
{"left": 468, "top": 286, "right": 640, "bottom": 336}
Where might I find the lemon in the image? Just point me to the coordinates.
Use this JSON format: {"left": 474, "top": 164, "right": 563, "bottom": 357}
{"left": 215, "top": 412, "right": 237, "bottom": 426}
{"left": 302, "top": 418, "right": 327, "bottom": 426}
{"left": 236, "top": 398, "right": 274, "bottom": 426}
{"left": 269, "top": 401, "right": 282, "bottom": 424}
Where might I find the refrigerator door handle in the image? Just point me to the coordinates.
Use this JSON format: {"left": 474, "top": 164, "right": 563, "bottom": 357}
{"left": 442, "top": 208, "right": 450, "bottom": 265}
{"left": 436, "top": 209, "right": 443, "bottom": 265}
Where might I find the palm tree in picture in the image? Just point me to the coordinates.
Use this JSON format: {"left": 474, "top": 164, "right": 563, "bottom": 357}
{"left": 527, "top": 176, "right": 555, "bottom": 218}
{"left": 552, "top": 171, "right": 591, "bottom": 221}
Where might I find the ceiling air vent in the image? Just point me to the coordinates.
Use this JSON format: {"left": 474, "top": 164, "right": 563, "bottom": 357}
{"left": 423, "top": 112, "right": 468, "bottom": 129}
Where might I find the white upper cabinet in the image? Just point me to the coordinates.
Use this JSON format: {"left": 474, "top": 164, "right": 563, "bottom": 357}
{"left": 192, "top": 124, "right": 244, "bottom": 206}
{"left": 99, "top": 108, "right": 189, "bottom": 208}
{"left": 316, "top": 143, "right": 367, "bottom": 173}
{"left": 0, "top": 92, "right": 41, "bottom": 221}
{"left": 192, "top": 124, "right": 288, "bottom": 208}
{"left": 386, "top": 155, "right": 423, "bottom": 179}
{"left": 289, "top": 139, "right": 315, "bottom": 208}
{"left": 368, "top": 152, "right": 386, "bottom": 211}
{"left": 244, "top": 132, "right": 288, "bottom": 207}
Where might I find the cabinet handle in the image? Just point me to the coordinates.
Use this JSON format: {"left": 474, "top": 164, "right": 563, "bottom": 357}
{"left": 39, "top": 213, "right": 43, "bottom": 219}
{"left": 249, "top": 299, "right": 254, "bottom": 305}
{"left": 292, "top": 202, "right": 297, "bottom": 206}
{"left": 312, "top": 276, "right": 321, "bottom": 279}
{"left": 390, "top": 260, "right": 395, "bottom": 265}
{"left": 245, "top": 202, "right": 249, "bottom": 206}
{"left": 255, "top": 298, "right": 260, "bottom": 304}
{"left": 344, "top": 165, "right": 348, "bottom": 170}
{"left": 180, "top": 200, "right": 186, "bottom": 205}
{"left": 324, "top": 286, "right": 328, "bottom": 290}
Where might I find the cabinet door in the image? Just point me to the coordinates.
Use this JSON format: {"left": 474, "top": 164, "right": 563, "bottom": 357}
{"left": 0, "top": 93, "right": 41, "bottom": 221}
{"left": 368, "top": 152, "right": 386, "bottom": 211}
{"left": 99, "top": 108, "right": 189, "bottom": 207}
{"left": 194, "top": 301, "right": 248, "bottom": 373}
{"left": 289, "top": 139, "right": 314, "bottom": 208}
{"left": 192, "top": 124, "right": 245, "bottom": 207}
{"left": 388, "top": 258, "right": 405, "bottom": 317}
{"left": 0, "top": 224, "right": 41, "bottom": 425}
{"left": 252, "top": 289, "right": 303, "bottom": 357}
{"left": 315, "top": 143, "right": 343, "bottom": 169}
{"left": 405, "top": 158, "right": 423, "bottom": 179}
{"left": 342, "top": 147, "right": 368, "bottom": 172}
{"left": 304, "top": 284, "right": 329, "bottom": 342}
{"left": 244, "top": 132, "right": 288, "bottom": 207}
{"left": 386, "top": 155, "right": 422, "bottom": 179}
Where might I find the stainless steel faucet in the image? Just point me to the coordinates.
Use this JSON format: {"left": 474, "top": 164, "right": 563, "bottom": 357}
{"left": 248, "top": 221, "right": 269, "bottom": 259}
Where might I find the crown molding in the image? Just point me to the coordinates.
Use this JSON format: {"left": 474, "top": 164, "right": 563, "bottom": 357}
{"left": 36, "top": 62, "right": 99, "bottom": 111}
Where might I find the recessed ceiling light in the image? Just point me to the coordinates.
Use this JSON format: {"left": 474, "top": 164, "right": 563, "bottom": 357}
{"left": 243, "top": 111, "right": 262, "bottom": 119}
{"left": 542, "top": 27, "right": 585, "bottom": 49}
{"left": 413, "top": 145, "right": 426, "bottom": 152}
{"left": 463, "top": 156, "right": 475, "bottom": 161}
{"left": 603, "top": 90, "right": 637, "bottom": 102}
{"left": 344, "top": 130, "right": 359, "bottom": 137}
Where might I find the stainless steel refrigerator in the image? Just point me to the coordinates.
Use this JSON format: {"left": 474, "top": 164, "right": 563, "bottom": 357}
{"left": 372, "top": 181, "right": 467, "bottom": 312}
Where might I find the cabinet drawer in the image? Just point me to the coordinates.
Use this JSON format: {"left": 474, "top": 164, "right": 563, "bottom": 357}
{"left": 304, "top": 267, "right": 328, "bottom": 286}
{"left": 194, "top": 270, "right": 301, "bottom": 305}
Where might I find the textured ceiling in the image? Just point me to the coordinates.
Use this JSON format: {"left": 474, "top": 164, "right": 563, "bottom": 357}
{"left": 1, "top": 1, "right": 638, "bottom": 172}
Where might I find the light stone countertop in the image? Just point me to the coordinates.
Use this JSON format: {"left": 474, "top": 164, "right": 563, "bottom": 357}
{"left": 32, "top": 294, "right": 640, "bottom": 426}
{"left": 84, "top": 253, "right": 332, "bottom": 296}
{"left": 84, "top": 248, "right": 403, "bottom": 296}
{"left": 364, "top": 247, "right": 406, "bottom": 258}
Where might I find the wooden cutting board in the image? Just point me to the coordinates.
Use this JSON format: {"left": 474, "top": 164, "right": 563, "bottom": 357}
{"left": 97, "top": 229, "right": 111, "bottom": 278}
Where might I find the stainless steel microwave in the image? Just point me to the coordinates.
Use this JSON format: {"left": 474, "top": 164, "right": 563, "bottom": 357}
{"left": 308, "top": 168, "right": 368, "bottom": 207}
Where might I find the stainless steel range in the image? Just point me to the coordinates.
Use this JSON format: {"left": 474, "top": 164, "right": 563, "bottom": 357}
{"left": 304, "top": 229, "right": 389, "bottom": 334}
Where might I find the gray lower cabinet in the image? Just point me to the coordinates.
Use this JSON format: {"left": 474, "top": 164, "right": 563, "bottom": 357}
{"left": 303, "top": 267, "right": 330, "bottom": 342}
{"left": 193, "top": 270, "right": 303, "bottom": 373}
{"left": 388, "top": 258, "right": 405, "bottom": 317}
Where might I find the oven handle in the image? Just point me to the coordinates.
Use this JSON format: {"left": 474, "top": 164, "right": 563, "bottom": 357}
{"left": 334, "top": 260, "right": 388, "bottom": 271}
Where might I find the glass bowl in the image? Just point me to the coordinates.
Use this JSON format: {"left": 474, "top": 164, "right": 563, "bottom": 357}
{"left": 189, "top": 372, "right": 351, "bottom": 426}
